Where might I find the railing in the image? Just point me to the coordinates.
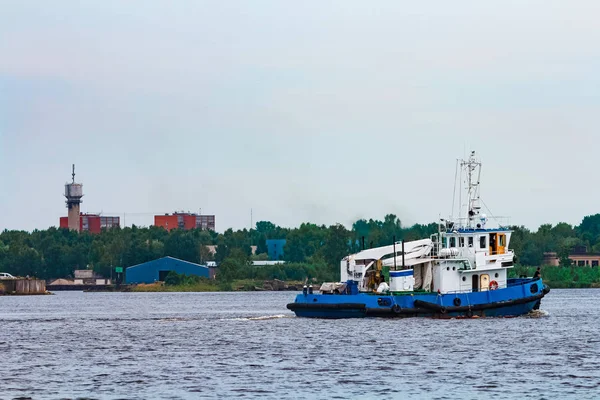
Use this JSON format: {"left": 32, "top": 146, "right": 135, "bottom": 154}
{"left": 441, "top": 284, "right": 508, "bottom": 294}
{"left": 441, "top": 217, "right": 512, "bottom": 230}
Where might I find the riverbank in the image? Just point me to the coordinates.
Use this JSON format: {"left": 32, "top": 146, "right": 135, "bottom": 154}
{"left": 131, "top": 279, "right": 306, "bottom": 293}
{"left": 129, "top": 266, "right": 600, "bottom": 292}
{"left": 510, "top": 266, "right": 600, "bottom": 288}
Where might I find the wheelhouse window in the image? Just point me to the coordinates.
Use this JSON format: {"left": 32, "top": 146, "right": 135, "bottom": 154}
{"left": 450, "top": 237, "right": 456, "bottom": 248}
{"left": 479, "top": 236, "right": 486, "bottom": 249}
{"left": 499, "top": 234, "right": 506, "bottom": 247}
{"left": 468, "top": 237, "right": 474, "bottom": 247}
{"left": 459, "top": 237, "right": 465, "bottom": 247}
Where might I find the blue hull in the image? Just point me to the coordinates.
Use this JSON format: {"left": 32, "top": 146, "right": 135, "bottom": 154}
{"left": 287, "top": 278, "right": 549, "bottom": 319}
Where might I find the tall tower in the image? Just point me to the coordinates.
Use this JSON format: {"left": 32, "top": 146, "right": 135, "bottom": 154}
{"left": 64, "top": 164, "right": 83, "bottom": 232}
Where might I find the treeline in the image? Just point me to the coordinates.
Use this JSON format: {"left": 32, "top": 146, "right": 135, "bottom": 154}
{"left": 510, "top": 214, "right": 600, "bottom": 266}
{"left": 1, "top": 213, "right": 600, "bottom": 281}
{"left": 511, "top": 266, "right": 600, "bottom": 288}
{"left": 0, "top": 215, "right": 435, "bottom": 280}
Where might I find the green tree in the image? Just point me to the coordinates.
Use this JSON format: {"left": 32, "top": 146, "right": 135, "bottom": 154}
{"left": 321, "top": 224, "right": 351, "bottom": 273}
{"left": 577, "top": 214, "right": 600, "bottom": 247}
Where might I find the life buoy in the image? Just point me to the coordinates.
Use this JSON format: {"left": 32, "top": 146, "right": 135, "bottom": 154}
{"left": 439, "top": 306, "right": 447, "bottom": 314}
{"left": 489, "top": 280, "right": 499, "bottom": 290}
{"left": 453, "top": 298, "right": 462, "bottom": 307}
{"left": 392, "top": 304, "right": 402, "bottom": 314}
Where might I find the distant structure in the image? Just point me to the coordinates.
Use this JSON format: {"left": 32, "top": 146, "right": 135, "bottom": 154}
{"left": 544, "top": 246, "right": 600, "bottom": 267}
{"left": 64, "top": 164, "right": 83, "bottom": 232}
{"left": 59, "top": 213, "right": 120, "bottom": 234}
{"left": 60, "top": 165, "right": 120, "bottom": 233}
{"left": 252, "top": 260, "right": 285, "bottom": 266}
{"left": 154, "top": 212, "right": 215, "bottom": 231}
{"left": 125, "top": 256, "right": 209, "bottom": 284}
{"left": 266, "top": 239, "right": 286, "bottom": 260}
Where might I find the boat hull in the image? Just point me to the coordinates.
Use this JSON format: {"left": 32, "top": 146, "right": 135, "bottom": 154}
{"left": 287, "top": 278, "right": 549, "bottom": 319}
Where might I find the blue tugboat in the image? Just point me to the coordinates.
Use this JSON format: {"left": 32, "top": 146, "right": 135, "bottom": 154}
{"left": 287, "top": 152, "right": 550, "bottom": 318}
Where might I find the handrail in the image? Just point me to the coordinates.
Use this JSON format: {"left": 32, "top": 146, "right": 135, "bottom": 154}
{"left": 441, "top": 285, "right": 507, "bottom": 294}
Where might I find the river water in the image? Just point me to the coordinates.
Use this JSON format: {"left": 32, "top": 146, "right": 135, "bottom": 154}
{"left": 1, "top": 289, "right": 599, "bottom": 399}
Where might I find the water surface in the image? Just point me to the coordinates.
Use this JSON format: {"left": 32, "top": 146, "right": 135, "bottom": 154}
{"left": 1, "top": 289, "right": 599, "bottom": 399}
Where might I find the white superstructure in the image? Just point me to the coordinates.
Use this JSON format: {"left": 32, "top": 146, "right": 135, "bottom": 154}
{"left": 338, "top": 151, "right": 515, "bottom": 294}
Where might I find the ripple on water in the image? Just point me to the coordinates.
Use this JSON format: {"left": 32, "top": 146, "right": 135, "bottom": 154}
{"left": 1, "top": 290, "right": 600, "bottom": 399}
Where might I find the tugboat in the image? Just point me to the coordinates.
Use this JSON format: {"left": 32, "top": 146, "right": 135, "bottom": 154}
{"left": 287, "top": 152, "right": 550, "bottom": 318}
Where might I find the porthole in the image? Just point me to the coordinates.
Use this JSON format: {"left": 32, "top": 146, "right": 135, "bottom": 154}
{"left": 495, "top": 273, "right": 499, "bottom": 278}
{"left": 453, "top": 267, "right": 456, "bottom": 271}
{"left": 462, "top": 276, "right": 466, "bottom": 281}
{"left": 447, "top": 267, "right": 450, "bottom": 271}
{"left": 530, "top": 283, "right": 539, "bottom": 294}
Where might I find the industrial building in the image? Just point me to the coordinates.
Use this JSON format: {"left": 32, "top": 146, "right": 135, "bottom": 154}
{"left": 154, "top": 212, "right": 215, "bottom": 231}
{"left": 125, "top": 256, "right": 209, "bottom": 284}
{"left": 64, "top": 164, "right": 83, "bottom": 232}
{"left": 59, "top": 214, "right": 120, "bottom": 234}
{"left": 48, "top": 270, "right": 111, "bottom": 287}
{"left": 60, "top": 165, "right": 120, "bottom": 233}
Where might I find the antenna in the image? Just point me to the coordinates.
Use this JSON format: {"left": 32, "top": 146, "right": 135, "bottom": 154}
{"left": 72, "top": 164, "right": 76, "bottom": 184}
{"left": 250, "top": 208, "right": 253, "bottom": 230}
{"left": 459, "top": 151, "right": 482, "bottom": 228}
{"left": 451, "top": 159, "right": 459, "bottom": 219}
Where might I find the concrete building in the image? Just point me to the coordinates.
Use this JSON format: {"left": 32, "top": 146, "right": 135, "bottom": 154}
{"left": 542, "top": 252, "right": 560, "bottom": 266}
{"left": 266, "top": 239, "right": 286, "bottom": 260}
{"left": 570, "top": 253, "right": 600, "bottom": 267}
{"left": 125, "top": 256, "right": 209, "bottom": 284}
{"left": 73, "top": 269, "right": 111, "bottom": 285}
{"left": 60, "top": 165, "right": 119, "bottom": 234}
{"left": 154, "top": 212, "right": 215, "bottom": 231}
{"left": 543, "top": 248, "right": 600, "bottom": 267}
{"left": 64, "top": 164, "right": 83, "bottom": 232}
{"left": 59, "top": 214, "right": 120, "bottom": 234}
{"left": 567, "top": 245, "right": 600, "bottom": 266}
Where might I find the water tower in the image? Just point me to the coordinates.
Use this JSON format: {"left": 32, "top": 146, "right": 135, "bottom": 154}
{"left": 64, "top": 164, "right": 83, "bottom": 232}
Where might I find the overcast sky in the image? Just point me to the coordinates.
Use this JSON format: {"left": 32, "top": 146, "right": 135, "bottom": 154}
{"left": 1, "top": 1, "right": 600, "bottom": 232}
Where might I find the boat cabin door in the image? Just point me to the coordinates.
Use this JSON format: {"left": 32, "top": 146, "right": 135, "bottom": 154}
{"left": 498, "top": 234, "right": 506, "bottom": 254}
{"left": 480, "top": 274, "right": 490, "bottom": 291}
{"left": 489, "top": 233, "right": 507, "bottom": 255}
{"left": 472, "top": 274, "right": 479, "bottom": 292}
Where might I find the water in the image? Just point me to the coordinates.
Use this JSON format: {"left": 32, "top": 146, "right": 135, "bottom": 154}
{"left": 1, "top": 289, "right": 599, "bottom": 399}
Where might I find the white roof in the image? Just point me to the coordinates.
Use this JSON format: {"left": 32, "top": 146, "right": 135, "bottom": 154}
{"left": 350, "top": 239, "right": 432, "bottom": 261}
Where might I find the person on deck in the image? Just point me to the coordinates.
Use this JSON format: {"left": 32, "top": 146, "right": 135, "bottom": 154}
{"left": 377, "top": 275, "right": 389, "bottom": 293}
{"left": 533, "top": 267, "right": 541, "bottom": 279}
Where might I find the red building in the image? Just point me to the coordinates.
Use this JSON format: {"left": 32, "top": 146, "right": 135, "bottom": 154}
{"left": 154, "top": 213, "right": 215, "bottom": 231}
{"left": 59, "top": 214, "right": 120, "bottom": 234}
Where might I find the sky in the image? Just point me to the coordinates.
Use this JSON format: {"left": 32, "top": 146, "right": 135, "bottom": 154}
{"left": 1, "top": 0, "right": 600, "bottom": 232}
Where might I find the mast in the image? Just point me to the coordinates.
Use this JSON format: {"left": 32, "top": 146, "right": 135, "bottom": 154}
{"left": 460, "top": 151, "right": 482, "bottom": 228}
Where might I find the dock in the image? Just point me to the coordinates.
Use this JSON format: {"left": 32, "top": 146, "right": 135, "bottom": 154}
{"left": 0, "top": 279, "right": 47, "bottom": 295}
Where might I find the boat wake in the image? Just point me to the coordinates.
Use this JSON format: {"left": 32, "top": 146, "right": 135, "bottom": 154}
{"left": 227, "top": 314, "right": 293, "bottom": 321}
{"left": 526, "top": 309, "right": 550, "bottom": 318}
{"left": 158, "top": 317, "right": 190, "bottom": 322}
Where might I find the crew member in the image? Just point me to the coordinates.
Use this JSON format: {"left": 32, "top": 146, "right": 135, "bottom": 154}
{"left": 377, "top": 274, "right": 389, "bottom": 293}
{"left": 533, "top": 267, "right": 541, "bottom": 279}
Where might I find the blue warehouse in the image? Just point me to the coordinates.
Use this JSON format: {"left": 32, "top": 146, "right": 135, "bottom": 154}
{"left": 125, "top": 256, "right": 209, "bottom": 284}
